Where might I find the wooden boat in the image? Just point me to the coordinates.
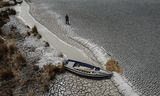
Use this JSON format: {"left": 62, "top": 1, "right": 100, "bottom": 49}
{"left": 64, "top": 59, "right": 113, "bottom": 78}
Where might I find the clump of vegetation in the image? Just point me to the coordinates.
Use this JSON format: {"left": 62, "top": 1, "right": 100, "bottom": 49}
{"left": 16, "top": 63, "right": 65, "bottom": 93}
{"left": 42, "top": 64, "right": 56, "bottom": 80}
{"left": 105, "top": 58, "right": 123, "bottom": 74}
{"left": 40, "top": 64, "right": 56, "bottom": 91}
{"left": 44, "top": 41, "right": 50, "bottom": 47}
{"left": 56, "top": 63, "right": 65, "bottom": 72}
{"left": 6, "top": 8, "right": 16, "bottom": 15}
{"left": 0, "top": 40, "right": 26, "bottom": 76}
{"left": 26, "top": 26, "right": 42, "bottom": 39}
{"left": 0, "top": 67, "right": 14, "bottom": 81}
{"left": 31, "top": 26, "right": 38, "bottom": 35}
{"left": 6, "top": 40, "right": 17, "bottom": 54}
{"left": 0, "top": 8, "right": 16, "bottom": 27}
{"left": 38, "top": 64, "right": 64, "bottom": 91}
{"left": 0, "top": 8, "right": 16, "bottom": 17}
{"left": 0, "top": 13, "right": 9, "bottom": 27}
{"left": 0, "top": 19, "right": 7, "bottom": 27}
{"left": 0, "top": 37, "right": 26, "bottom": 95}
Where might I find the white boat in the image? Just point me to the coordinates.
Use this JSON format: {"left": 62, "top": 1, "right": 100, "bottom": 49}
{"left": 64, "top": 59, "right": 113, "bottom": 78}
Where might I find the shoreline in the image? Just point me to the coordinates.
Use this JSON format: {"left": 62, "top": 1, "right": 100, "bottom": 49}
{"left": 17, "top": 1, "right": 139, "bottom": 96}
{"left": 14, "top": 1, "right": 93, "bottom": 64}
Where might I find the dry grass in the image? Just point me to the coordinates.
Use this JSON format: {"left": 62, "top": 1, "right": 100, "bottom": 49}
{"left": 0, "top": 39, "right": 26, "bottom": 94}
{"left": 0, "top": 39, "right": 26, "bottom": 79}
{"left": 42, "top": 64, "right": 64, "bottom": 80}
{"left": 19, "top": 79, "right": 28, "bottom": 86}
{"left": 11, "top": 53, "right": 26, "bottom": 70}
{"left": 0, "top": 39, "right": 17, "bottom": 61}
{"left": 6, "top": 32, "right": 17, "bottom": 39}
{"left": 105, "top": 58, "right": 123, "bottom": 74}
{"left": 55, "top": 63, "right": 65, "bottom": 72}
{"left": 38, "top": 64, "right": 64, "bottom": 91}
{"left": 10, "top": 63, "right": 65, "bottom": 93}
{"left": 27, "top": 89, "right": 35, "bottom": 96}
{"left": 0, "top": 41, "right": 25, "bottom": 80}
{"left": 6, "top": 40, "right": 17, "bottom": 55}
{"left": 0, "top": 40, "right": 64, "bottom": 95}
{"left": 42, "top": 64, "right": 57, "bottom": 80}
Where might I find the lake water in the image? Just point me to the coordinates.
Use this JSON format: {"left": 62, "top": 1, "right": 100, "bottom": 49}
{"left": 31, "top": 0, "right": 160, "bottom": 95}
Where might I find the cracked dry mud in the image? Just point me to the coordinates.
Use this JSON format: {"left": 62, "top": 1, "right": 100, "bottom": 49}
{"left": 47, "top": 72, "right": 122, "bottom": 96}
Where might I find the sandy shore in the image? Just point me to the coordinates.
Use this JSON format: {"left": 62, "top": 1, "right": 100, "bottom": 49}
{"left": 15, "top": 1, "right": 93, "bottom": 65}
{"left": 13, "top": 1, "right": 139, "bottom": 96}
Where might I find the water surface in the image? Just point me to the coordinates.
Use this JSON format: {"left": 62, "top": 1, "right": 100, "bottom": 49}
{"left": 32, "top": 0, "right": 160, "bottom": 95}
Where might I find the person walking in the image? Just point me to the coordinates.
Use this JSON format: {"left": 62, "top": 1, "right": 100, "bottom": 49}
{"left": 65, "top": 14, "right": 70, "bottom": 25}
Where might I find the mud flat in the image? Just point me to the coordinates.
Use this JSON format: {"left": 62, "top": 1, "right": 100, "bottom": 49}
{"left": 15, "top": 1, "right": 139, "bottom": 96}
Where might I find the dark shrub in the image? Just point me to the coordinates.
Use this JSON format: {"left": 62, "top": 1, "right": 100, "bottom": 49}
{"left": 7, "top": 8, "right": 16, "bottom": 15}
{"left": 44, "top": 41, "right": 49, "bottom": 47}
{"left": 0, "top": 20, "right": 6, "bottom": 27}
{"left": 31, "top": 26, "right": 38, "bottom": 34}
{"left": 0, "top": 68, "right": 14, "bottom": 81}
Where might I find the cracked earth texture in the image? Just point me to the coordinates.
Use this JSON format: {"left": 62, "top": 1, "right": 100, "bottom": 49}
{"left": 47, "top": 72, "right": 122, "bottom": 96}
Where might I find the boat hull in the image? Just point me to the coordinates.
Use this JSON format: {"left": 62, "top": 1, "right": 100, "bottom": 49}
{"left": 64, "top": 59, "right": 113, "bottom": 78}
